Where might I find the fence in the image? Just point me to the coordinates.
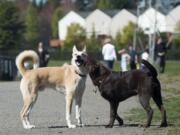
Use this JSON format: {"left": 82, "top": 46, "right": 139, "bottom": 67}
{"left": 0, "top": 56, "right": 17, "bottom": 81}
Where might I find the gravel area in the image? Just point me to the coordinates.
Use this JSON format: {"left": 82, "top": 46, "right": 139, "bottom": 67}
{"left": 0, "top": 77, "right": 145, "bottom": 135}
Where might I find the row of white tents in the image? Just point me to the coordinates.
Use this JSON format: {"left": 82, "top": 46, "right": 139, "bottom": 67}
{"left": 58, "top": 6, "right": 180, "bottom": 40}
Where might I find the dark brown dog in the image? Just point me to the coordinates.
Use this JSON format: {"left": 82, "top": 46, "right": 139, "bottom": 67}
{"left": 88, "top": 58, "right": 167, "bottom": 128}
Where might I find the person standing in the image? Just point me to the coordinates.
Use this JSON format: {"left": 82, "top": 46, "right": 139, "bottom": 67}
{"left": 118, "top": 49, "right": 130, "bottom": 72}
{"left": 141, "top": 48, "right": 149, "bottom": 61}
{"left": 128, "top": 45, "right": 137, "bottom": 70}
{"left": 37, "top": 42, "right": 50, "bottom": 67}
{"left": 102, "top": 37, "right": 117, "bottom": 70}
{"left": 155, "top": 36, "right": 173, "bottom": 73}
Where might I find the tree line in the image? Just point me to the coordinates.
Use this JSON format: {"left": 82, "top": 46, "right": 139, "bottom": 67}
{"left": 0, "top": 0, "right": 179, "bottom": 56}
{"left": 0, "top": 0, "right": 138, "bottom": 52}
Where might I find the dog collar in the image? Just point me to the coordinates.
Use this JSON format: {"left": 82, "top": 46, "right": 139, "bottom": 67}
{"left": 75, "top": 70, "right": 87, "bottom": 78}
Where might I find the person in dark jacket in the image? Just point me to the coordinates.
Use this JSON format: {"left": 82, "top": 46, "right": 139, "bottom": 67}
{"left": 128, "top": 45, "right": 137, "bottom": 70}
{"left": 37, "top": 42, "right": 50, "bottom": 67}
{"left": 155, "top": 35, "right": 173, "bottom": 73}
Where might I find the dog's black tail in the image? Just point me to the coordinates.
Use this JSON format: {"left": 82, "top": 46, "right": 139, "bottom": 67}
{"left": 141, "top": 59, "right": 158, "bottom": 78}
{"left": 142, "top": 60, "right": 165, "bottom": 114}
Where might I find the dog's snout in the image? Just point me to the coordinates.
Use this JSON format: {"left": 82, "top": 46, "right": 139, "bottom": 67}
{"left": 76, "top": 55, "right": 82, "bottom": 60}
{"left": 77, "top": 55, "right": 81, "bottom": 59}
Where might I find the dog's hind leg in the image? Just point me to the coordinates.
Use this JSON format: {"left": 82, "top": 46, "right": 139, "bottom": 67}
{"left": 20, "top": 96, "right": 35, "bottom": 129}
{"left": 152, "top": 81, "right": 167, "bottom": 127}
{"left": 106, "top": 102, "right": 119, "bottom": 128}
{"left": 116, "top": 114, "right": 124, "bottom": 126}
{"left": 20, "top": 83, "right": 38, "bottom": 129}
{"left": 66, "top": 90, "right": 76, "bottom": 128}
{"left": 139, "top": 94, "right": 153, "bottom": 128}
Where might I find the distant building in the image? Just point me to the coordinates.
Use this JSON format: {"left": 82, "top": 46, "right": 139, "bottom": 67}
{"left": 110, "top": 9, "right": 137, "bottom": 38}
{"left": 166, "top": 5, "right": 180, "bottom": 32}
{"left": 85, "top": 9, "right": 111, "bottom": 37}
{"left": 58, "top": 11, "right": 86, "bottom": 40}
{"left": 138, "top": 7, "right": 166, "bottom": 34}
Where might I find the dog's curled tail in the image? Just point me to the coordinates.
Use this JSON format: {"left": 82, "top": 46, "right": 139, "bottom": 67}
{"left": 141, "top": 59, "right": 158, "bottom": 78}
{"left": 16, "top": 50, "right": 39, "bottom": 76}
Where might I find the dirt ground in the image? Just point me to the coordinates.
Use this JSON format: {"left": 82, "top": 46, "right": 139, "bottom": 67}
{"left": 0, "top": 77, "right": 160, "bottom": 135}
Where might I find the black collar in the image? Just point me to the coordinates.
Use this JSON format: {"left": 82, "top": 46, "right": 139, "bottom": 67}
{"left": 92, "top": 71, "right": 111, "bottom": 87}
{"left": 75, "top": 70, "right": 87, "bottom": 78}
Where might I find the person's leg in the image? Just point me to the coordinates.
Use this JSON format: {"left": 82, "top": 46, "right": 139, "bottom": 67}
{"left": 109, "top": 60, "right": 114, "bottom": 70}
{"left": 156, "top": 57, "right": 161, "bottom": 73}
{"left": 161, "top": 56, "right": 166, "bottom": 73}
{"left": 103, "top": 60, "right": 109, "bottom": 69}
{"left": 159, "top": 56, "right": 165, "bottom": 73}
{"left": 130, "top": 61, "right": 136, "bottom": 70}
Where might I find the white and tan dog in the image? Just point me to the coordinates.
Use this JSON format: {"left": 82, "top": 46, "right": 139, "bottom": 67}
{"left": 16, "top": 46, "right": 89, "bottom": 129}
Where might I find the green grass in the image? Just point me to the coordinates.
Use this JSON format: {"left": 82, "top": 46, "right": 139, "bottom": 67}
{"left": 48, "top": 60, "right": 180, "bottom": 75}
{"left": 48, "top": 60, "right": 70, "bottom": 67}
{"left": 125, "top": 71, "right": 180, "bottom": 135}
{"left": 164, "top": 61, "right": 180, "bottom": 75}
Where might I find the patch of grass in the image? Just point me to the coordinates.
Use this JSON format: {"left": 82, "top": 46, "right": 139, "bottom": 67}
{"left": 164, "top": 61, "right": 180, "bottom": 75}
{"left": 125, "top": 60, "right": 180, "bottom": 134}
{"left": 48, "top": 60, "right": 180, "bottom": 75}
{"left": 48, "top": 60, "right": 70, "bottom": 67}
{"left": 126, "top": 89, "right": 180, "bottom": 135}
{"left": 126, "top": 95, "right": 180, "bottom": 135}
{"left": 167, "top": 128, "right": 180, "bottom": 135}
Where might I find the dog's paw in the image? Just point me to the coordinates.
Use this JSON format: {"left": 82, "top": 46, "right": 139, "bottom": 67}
{"left": 118, "top": 119, "right": 124, "bottom": 126}
{"left": 68, "top": 124, "right": 76, "bottom": 128}
{"left": 160, "top": 122, "right": 168, "bottom": 127}
{"left": 24, "top": 124, "right": 35, "bottom": 129}
{"left": 105, "top": 124, "right": 113, "bottom": 128}
{"left": 77, "top": 123, "right": 85, "bottom": 127}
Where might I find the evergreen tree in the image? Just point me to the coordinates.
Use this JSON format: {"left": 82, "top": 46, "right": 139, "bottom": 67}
{"left": 96, "top": 0, "right": 113, "bottom": 9}
{"left": 120, "top": 22, "right": 136, "bottom": 46}
{"left": 115, "top": 22, "right": 147, "bottom": 50}
{"left": 174, "top": 21, "right": 180, "bottom": 46}
{"left": 0, "top": 1, "right": 24, "bottom": 50}
{"left": 64, "top": 23, "right": 86, "bottom": 51}
{"left": 47, "top": 0, "right": 61, "bottom": 8}
{"left": 87, "top": 24, "right": 100, "bottom": 51}
{"left": 24, "top": 3, "right": 40, "bottom": 47}
{"left": 111, "top": 0, "right": 129, "bottom": 9}
{"left": 51, "top": 7, "right": 64, "bottom": 39}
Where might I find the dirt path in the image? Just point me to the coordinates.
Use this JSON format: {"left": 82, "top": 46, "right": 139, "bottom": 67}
{"left": 0, "top": 78, "right": 148, "bottom": 135}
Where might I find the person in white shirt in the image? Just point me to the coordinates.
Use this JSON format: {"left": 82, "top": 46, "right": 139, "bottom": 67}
{"left": 118, "top": 49, "right": 130, "bottom": 72}
{"left": 102, "top": 37, "right": 117, "bottom": 70}
{"left": 141, "top": 48, "right": 149, "bottom": 61}
{"left": 141, "top": 48, "right": 150, "bottom": 73}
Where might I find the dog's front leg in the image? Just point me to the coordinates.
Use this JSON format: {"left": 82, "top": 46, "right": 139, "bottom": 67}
{"left": 106, "top": 102, "right": 118, "bottom": 128}
{"left": 75, "top": 93, "right": 84, "bottom": 127}
{"left": 66, "top": 92, "right": 76, "bottom": 128}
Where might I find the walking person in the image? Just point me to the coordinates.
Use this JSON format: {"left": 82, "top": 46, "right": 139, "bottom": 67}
{"left": 118, "top": 49, "right": 130, "bottom": 72}
{"left": 155, "top": 35, "right": 173, "bottom": 73}
{"left": 37, "top": 42, "right": 50, "bottom": 67}
{"left": 128, "top": 45, "right": 137, "bottom": 70}
{"left": 102, "top": 37, "right": 117, "bottom": 70}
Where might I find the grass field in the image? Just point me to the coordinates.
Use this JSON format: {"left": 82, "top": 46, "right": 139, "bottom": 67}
{"left": 124, "top": 61, "right": 180, "bottom": 135}
{"left": 48, "top": 60, "right": 180, "bottom": 75}
{"left": 48, "top": 60, "right": 180, "bottom": 135}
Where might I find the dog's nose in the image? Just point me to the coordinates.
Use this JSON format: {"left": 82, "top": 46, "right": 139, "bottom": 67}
{"left": 77, "top": 55, "right": 81, "bottom": 59}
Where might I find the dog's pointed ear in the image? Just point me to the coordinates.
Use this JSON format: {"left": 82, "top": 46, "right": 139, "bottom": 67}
{"left": 73, "top": 45, "right": 78, "bottom": 53}
{"left": 82, "top": 46, "right": 86, "bottom": 52}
